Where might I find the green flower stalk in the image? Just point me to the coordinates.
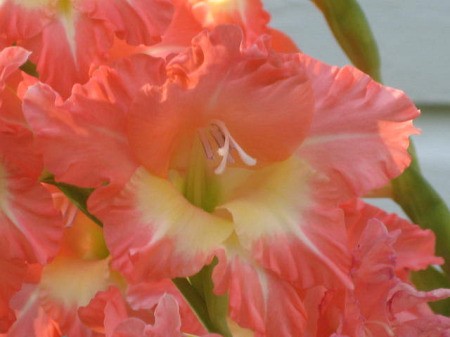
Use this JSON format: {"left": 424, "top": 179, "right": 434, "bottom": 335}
{"left": 311, "top": 0, "right": 382, "bottom": 82}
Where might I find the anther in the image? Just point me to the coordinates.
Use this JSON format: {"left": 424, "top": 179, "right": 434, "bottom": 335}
{"left": 210, "top": 120, "right": 257, "bottom": 174}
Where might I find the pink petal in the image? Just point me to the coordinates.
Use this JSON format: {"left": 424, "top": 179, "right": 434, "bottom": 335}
{"left": 0, "top": 47, "right": 31, "bottom": 88}
{"left": 39, "top": 256, "right": 113, "bottom": 336}
{"left": 145, "top": 294, "right": 182, "bottom": 337}
{"left": 297, "top": 54, "right": 419, "bottom": 200}
{"left": 1, "top": 0, "right": 171, "bottom": 98}
{"left": 334, "top": 219, "right": 399, "bottom": 337}
{"left": 0, "top": 46, "right": 33, "bottom": 128}
{"left": 126, "top": 280, "right": 207, "bottom": 335}
{"left": 0, "top": 0, "right": 162, "bottom": 99}
{"left": 394, "top": 315, "right": 450, "bottom": 337}
{"left": 80, "top": 281, "right": 207, "bottom": 337}
{"left": 268, "top": 27, "right": 301, "bottom": 53}
{"left": 0, "top": 1, "right": 48, "bottom": 41}
{"left": 128, "top": 26, "right": 314, "bottom": 176}
{"left": 89, "top": 0, "right": 174, "bottom": 45}
{"left": 0, "top": 36, "right": 7, "bottom": 49}
{"left": 336, "top": 219, "right": 448, "bottom": 337}
{"left": 90, "top": 167, "right": 234, "bottom": 281}
{"left": 388, "top": 283, "right": 450, "bottom": 315}
{"left": 112, "top": 318, "right": 147, "bottom": 337}
{"left": 154, "top": 0, "right": 203, "bottom": 53}
{"left": 6, "top": 284, "right": 61, "bottom": 337}
{"left": 0, "top": 178, "right": 63, "bottom": 264}
{"left": 300, "top": 286, "right": 340, "bottom": 337}
{"left": 351, "top": 219, "right": 398, "bottom": 286}
{"left": 343, "top": 199, "right": 442, "bottom": 272}
{"left": 0, "top": 117, "right": 41, "bottom": 180}
{"left": 219, "top": 157, "right": 352, "bottom": 289}
{"left": 23, "top": 54, "right": 165, "bottom": 188}
{"left": 0, "top": 258, "right": 27, "bottom": 333}
{"left": 21, "top": 10, "right": 113, "bottom": 98}
{"left": 213, "top": 250, "right": 307, "bottom": 337}
{"left": 109, "top": 294, "right": 186, "bottom": 337}
{"left": 57, "top": 206, "right": 109, "bottom": 260}
{"left": 0, "top": 124, "right": 63, "bottom": 264}
{"left": 126, "top": 279, "right": 176, "bottom": 311}
{"left": 78, "top": 286, "right": 128, "bottom": 336}
{"left": 190, "top": 0, "right": 270, "bottom": 43}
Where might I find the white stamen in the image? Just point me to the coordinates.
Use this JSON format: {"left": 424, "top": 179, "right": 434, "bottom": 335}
{"left": 211, "top": 120, "right": 257, "bottom": 174}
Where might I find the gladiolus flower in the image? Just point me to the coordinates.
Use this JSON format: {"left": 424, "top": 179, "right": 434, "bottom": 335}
{"left": 302, "top": 202, "right": 450, "bottom": 337}
{"left": 23, "top": 25, "right": 419, "bottom": 336}
{"left": 128, "top": 0, "right": 297, "bottom": 59}
{"left": 4, "top": 197, "right": 113, "bottom": 336}
{"left": 0, "top": 46, "right": 63, "bottom": 331}
{"left": 0, "top": 0, "right": 174, "bottom": 98}
{"left": 5, "top": 193, "right": 207, "bottom": 336}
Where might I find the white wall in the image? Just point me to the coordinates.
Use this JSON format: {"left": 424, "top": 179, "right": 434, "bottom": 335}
{"left": 266, "top": 0, "right": 450, "bottom": 104}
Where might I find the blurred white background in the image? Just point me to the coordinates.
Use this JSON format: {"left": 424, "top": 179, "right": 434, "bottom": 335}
{"left": 266, "top": 0, "right": 450, "bottom": 103}
{"left": 265, "top": 0, "right": 450, "bottom": 210}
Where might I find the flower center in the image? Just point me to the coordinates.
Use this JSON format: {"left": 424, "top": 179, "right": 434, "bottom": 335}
{"left": 198, "top": 120, "right": 257, "bottom": 174}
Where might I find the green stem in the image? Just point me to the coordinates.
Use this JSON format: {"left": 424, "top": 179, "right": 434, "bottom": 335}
{"left": 173, "top": 270, "right": 232, "bottom": 337}
{"left": 311, "top": 0, "right": 381, "bottom": 82}
{"left": 189, "top": 260, "right": 232, "bottom": 337}
{"left": 172, "top": 278, "right": 217, "bottom": 332}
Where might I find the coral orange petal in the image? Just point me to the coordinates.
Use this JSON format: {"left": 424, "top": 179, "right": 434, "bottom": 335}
{"left": 0, "top": 258, "right": 27, "bottom": 333}
{"left": 219, "top": 157, "right": 352, "bottom": 289}
{"left": 298, "top": 54, "right": 419, "bottom": 201}
{"left": 23, "top": 14, "right": 112, "bottom": 99}
{"left": 87, "top": 0, "right": 174, "bottom": 45}
{"left": 23, "top": 54, "right": 166, "bottom": 188}
{"left": 128, "top": 26, "right": 314, "bottom": 176}
{"left": 90, "top": 167, "right": 234, "bottom": 281}
{"left": 213, "top": 250, "right": 307, "bottom": 337}
{"left": 342, "top": 199, "right": 443, "bottom": 273}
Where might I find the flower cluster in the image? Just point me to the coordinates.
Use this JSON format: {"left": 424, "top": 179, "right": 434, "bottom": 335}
{"left": 1, "top": 0, "right": 449, "bottom": 336}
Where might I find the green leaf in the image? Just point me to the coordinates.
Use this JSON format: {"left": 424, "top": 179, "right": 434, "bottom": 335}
{"left": 172, "top": 278, "right": 213, "bottom": 330}
{"left": 173, "top": 259, "right": 232, "bottom": 337}
{"left": 41, "top": 175, "right": 103, "bottom": 227}
{"left": 189, "top": 258, "right": 231, "bottom": 337}
{"left": 19, "top": 60, "right": 39, "bottom": 78}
